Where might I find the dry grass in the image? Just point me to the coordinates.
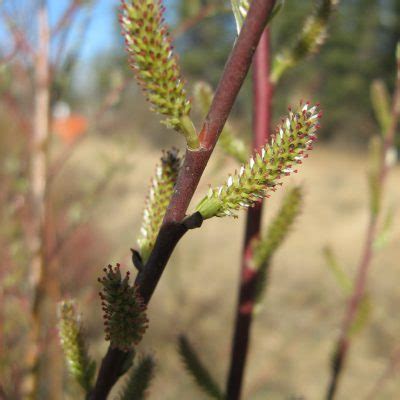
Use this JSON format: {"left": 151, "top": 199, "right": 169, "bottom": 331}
{"left": 66, "top": 136, "right": 400, "bottom": 399}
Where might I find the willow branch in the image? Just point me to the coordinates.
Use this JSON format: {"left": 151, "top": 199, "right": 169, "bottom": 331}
{"left": 89, "top": 1, "right": 276, "bottom": 398}
{"left": 225, "top": 28, "right": 273, "bottom": 400}
{"left": 49, "top": 0, "right": 212, "bottom": 183}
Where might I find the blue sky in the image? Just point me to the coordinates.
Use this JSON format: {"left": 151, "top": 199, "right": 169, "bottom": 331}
{"left": 51, "top": 0, "right": 177, "bottom": 60}
{"left": 1, "top": 0, "right": 176, "bottom": 61}
{"left": 49, "top": 0, "right": 125, "bottom": 60}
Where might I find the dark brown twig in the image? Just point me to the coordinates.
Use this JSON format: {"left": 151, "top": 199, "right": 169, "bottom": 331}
{"left": 89, "top": 1, "right": 276, "bottom": 398}
{"left": 226, "top": 28, "right": 273, "bottom": 400}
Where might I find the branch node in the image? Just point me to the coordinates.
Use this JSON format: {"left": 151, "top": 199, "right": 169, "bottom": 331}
{"left": 131, "top": 249, "right": 144, "bottom": 272}
{"left": 182, "top": 212, "right": 203, "bottom": 230}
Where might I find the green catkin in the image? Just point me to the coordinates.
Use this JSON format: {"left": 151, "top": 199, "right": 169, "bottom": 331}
{"left": 178, "top": 336, "right": 224, "bottom": 400}
{"left": 231, "top": 0, "right": 283, "bottom": 34}
{"left": 119, "top": 355, "right": 156, "bottom": 400}
{"left": 58, "top": 300, "right": 96, "bottom": 392}
{"left": 137, "top": 149, "right": 182, "bottom": 262}
{"left": 98, "top": 264, "right": 148, "bottom": 351}
{"left": 253, "top": 186, "right": 303, "bottom": 267}
{"left": 370, "top": 80, "right": 391, "bottom": 134}
{"left": 120, "top": 0, "right": 198, "bottom": 148}
{"left": 231, "top": 0, "right": 250, "bottom": 33}
{"left": 196, "top": 102, "right": 321, "bottom": 219}
{"left": 271, "top": 0, "right": 339, "bottom": 83}
{"left": 252, "top": 187, "right": 303, "bottom": 304}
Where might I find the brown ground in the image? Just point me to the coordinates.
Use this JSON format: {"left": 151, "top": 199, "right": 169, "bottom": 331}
{"left": 71, "top": 137, "right": 400, "bottom": 399}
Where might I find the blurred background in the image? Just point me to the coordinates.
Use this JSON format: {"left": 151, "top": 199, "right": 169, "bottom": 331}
{"left": 0, "top": 0, "right": 400, "bottom": 399}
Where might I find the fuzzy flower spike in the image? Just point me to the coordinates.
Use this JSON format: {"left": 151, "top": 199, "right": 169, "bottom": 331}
{"left": 120, "top": 0, "right": 198, "bottom": 149}
{"left": 98, "top": 264, "right": 148, "bottom": 351}
{"left": 58, "top": 301, "right": 96, "bottom": 392}
{"left": 137, "top": 149, "right": 182, "bottom": 262}
{"left": 196, "top": 102, "right": 321, "bottom": 219}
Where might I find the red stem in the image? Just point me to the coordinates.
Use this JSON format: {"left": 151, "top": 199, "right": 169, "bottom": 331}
{"left": 225, "top": 29, "right": 273, "bottom": 400}
{"left": 326, "top": 55, "right": 400, "bottom": 400}
{"left": 89, "top": 2, "right": 276, "bottom": 399}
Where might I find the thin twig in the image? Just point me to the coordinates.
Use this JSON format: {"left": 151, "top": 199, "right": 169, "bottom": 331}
{"left": 53, "top": 0, "right": 95, "bottom": 73}
{"left": 364, "top": 346, "right": 400, "bottom": 400}
{"left": 172, "top": 4, "right": 216, "bottom": 37}
{"left": 0, "top": 43, "right": 19, "bottom": 65}
{"left": 326, "top": 51, "right": 400, "bottom": 400}
{"left": 21, "top": 4, "right": 51, "bottom": 398}
{"left": 1, "top": 9, "right": 34, "bottom": 57}
{"left": 51, "top": 0, "right": 81, "bottom": 36}
{"left": 49, "top": 0, "right": 209, "bottom": 183}
{"left": 47, "top": 74, "right": 130, "bottom": 184}
{"left": 48, "top": 161, "right": 127, "bottom": 263}
{"left": 225, "top": 28, "right": 273, "bottom": 400}
{"left": 89, "top": 1, "right": 276, "bottom": 398}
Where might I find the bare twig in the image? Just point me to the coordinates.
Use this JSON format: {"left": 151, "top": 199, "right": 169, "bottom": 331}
{"left": 51, "top": 0, "right": 81, "bottom": 36}
{"left": 172, "top": 4, "right": 217, "bottom": 37}
{"left": 49, "top": 0, "right": 211, "bottom": 183}
{"left": 1, "top": 9, "right": 34, "bottom": 57}
{"left": 53, "top": 0, "right": 95, "bottom": 73}
{"left": 48, "top": 161, "right": 127, "bottom": 263}
{"left": 89, "top": 1, "right": 276, "bottom": 398}
{"left": 0, "top": 44, "right": 19, "bottom": 65}
{"left": 225, "top": 28, "right": 273, "bottom": 400}
{"left": 364, "top": 346, "right": 400, "bottom": 400}
{"left": 21, "top": 4, "right": 51, "bottom": 399}
{"left": 326, "top": 50, "right": 400, "bottom": 400}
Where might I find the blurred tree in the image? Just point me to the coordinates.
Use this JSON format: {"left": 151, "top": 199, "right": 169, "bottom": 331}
{"left": 175, "top": 0, "right": 233, "bottom": 87}
{"left": 271, "top": 0, "right": 400, "bottom": 141}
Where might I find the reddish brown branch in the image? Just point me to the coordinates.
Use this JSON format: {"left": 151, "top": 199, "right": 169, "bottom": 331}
{"left": 226, "top": 28, "right": 273, "bottom": 400}
{"left": 172, "top": 4, "right": 216, "bottom": 38}
{"left": 89, "top": 1, "right": 276, "bottom": 398}
{"left": 140, "top": 0, "right": 274, "bottom": 302}
{"left": 0, "top": 44, "right": 19, "bottom": 65}
{"left": 1, "top": 10, "right": 34, "bottom": 57}
{"left": 326, "top": 53, "right": 400, "bottom": 400}
{"left": 21, "top": 4, "right": 51, "bottom": 398}
{"left": 51, "top": 0, "right": 81, "bottom": 36}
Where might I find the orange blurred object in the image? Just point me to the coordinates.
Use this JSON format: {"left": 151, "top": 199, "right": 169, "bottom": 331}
{"left": 52, "top": 114, "right": 88, "bottom": 144}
